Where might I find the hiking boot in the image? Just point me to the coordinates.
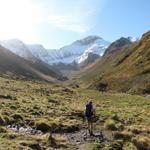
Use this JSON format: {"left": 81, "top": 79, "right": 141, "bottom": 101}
{"left": 90, "top": 131, "right": 94, "bottom": 136}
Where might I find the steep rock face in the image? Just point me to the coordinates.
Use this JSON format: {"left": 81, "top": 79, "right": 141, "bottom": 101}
{"left": 77, "top": 32, "right": 150, "bottom": 94}
{"left": 79, "top": 53, "right": 100, "bottom": 68}
{"left": 104, "top": 37, "right": 132, "bottom": 56}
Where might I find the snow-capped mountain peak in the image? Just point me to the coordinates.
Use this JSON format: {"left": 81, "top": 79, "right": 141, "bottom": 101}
{"left": 0, "top": 35, "right": 110, "bottom": 67}
{"left": 74, "top": 35, "right": 102, "bottom": 45}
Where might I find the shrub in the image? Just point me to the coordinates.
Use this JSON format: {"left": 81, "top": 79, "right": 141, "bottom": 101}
{"left": 111, "top": 114, "right": 120, "bottom": 122}
{"left": 106, "top": 140, "right": 123, "bottom": 150}
{"left": 132, "top": 136, "right": 150, "bottom": 150}
{"left": 105, "top": 119, "right": 117, "bottom": 131}
{"left": 61, "top": 125, "right": 80, "bottom": 133}
{"left": 11, "top": 113, "right": 24, "bottom": 121}
{"left": 36, "top": 122, "right": 51, "bottom": 133}
{"left": 28, "top": 143, "right": 42, "bottom": 150}
{"left": 0, "top": 126, "right": 7, "bottom": 133}
{"left": 114, "top": 131, "right": 132, "bottom": 141}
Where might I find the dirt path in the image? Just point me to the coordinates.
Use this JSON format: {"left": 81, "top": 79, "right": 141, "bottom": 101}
{"left": 8, "top": 124, "right": 114, "bottom": 149}
{"left": 63, "top": 127, "right": 113, "bottom": 147}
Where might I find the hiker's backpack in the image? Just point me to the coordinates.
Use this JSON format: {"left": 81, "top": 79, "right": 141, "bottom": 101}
{"left": 85, "top": 103, "right": 93, "bottom": 117}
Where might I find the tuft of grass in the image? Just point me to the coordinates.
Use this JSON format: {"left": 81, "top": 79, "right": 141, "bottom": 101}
{"left": 79, "top": 143, "right": 101, "bottom": 150}
{"left": 105, "top": 119, "right": 117, "bottom": 131}
{"left": 113, "top": 131, "right": 132, "bottom": 141}
{"left": 132, "top": 136, "right": 150, "bottom": 150}
{"left": 0, "top": 126, "right": 7, "bottom": 133}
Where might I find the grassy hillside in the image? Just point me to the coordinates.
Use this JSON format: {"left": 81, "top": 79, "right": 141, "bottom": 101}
{"left": 0, "top": 76, "right": 150, "bottom": 149}
{"left": 76, "top": 31, "right": 150, "bottom": 94}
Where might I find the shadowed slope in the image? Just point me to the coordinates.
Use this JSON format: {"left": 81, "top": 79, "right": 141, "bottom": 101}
{"left": 0, "top": 45, "right": 64, "bottom": 81}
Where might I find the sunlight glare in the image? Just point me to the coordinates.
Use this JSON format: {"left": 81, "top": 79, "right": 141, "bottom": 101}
{"left": 0, "top": 0, "right": 41, "bottom": 42}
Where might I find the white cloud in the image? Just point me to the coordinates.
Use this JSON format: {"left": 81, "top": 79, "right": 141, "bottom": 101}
{"left": 46, "top": 15, "right": 90, "bottom": 33}
{"left": 37, "top": 0, "right": 96, "bottom": 33}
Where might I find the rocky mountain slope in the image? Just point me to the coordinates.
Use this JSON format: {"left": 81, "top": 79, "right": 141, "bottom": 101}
{"left": 104, "top": 37, "right": 132, "bottom": 56}
{"left": 76, "top": 31, "right": 150, "bottom": 94}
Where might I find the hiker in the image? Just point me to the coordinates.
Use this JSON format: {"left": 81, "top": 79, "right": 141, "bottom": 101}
{"left": 85, "top": 101, "right": 95, "bottom": 136}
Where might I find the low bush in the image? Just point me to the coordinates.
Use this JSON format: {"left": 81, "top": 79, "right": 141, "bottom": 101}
{"left": 105, "top": 119, "right": 117, "bottom": 131}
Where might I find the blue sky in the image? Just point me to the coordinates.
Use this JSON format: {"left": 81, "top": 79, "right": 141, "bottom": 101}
{"left": 0, "top": 0, "right": 149, "bottom": 48}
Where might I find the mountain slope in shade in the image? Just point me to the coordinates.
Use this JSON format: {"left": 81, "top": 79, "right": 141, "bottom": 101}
{"left": 79, "top": 53, "right": 100, "bottom": 68}
{"left": 0, "top": 45, "right": 65, "bottom": 81}
{"left": 0, "top": 39, "right": 36, "bottom": 61}
{"left": 104, "top": 37, "right": 132, "bottom": 56}
{"left": 77, "top": 32, "right": 150, "bottom": 94}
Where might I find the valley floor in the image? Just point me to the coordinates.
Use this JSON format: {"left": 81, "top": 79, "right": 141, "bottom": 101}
{"left": 0, "top": 76, "right": 150, "bottom": 150}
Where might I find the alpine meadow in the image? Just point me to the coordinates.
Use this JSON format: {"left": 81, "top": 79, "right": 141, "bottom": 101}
{"left": 0, "top": 0, "right": 149, "bottom": 150}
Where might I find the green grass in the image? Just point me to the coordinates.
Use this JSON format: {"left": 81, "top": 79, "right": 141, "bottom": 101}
{"left": 0, "top": 76, "right": 150, "bottom": 149}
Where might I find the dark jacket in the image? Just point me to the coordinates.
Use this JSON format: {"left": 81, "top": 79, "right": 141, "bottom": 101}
{"left": 85, "top": 103, "right": 93, "bottom": 118}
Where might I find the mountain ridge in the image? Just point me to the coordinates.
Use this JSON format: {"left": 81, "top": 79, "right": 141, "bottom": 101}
{"left": 0, "top": 36, "right": 110, "bottom": 67}
{"left": 76, "top": 32, "right": 150, "bottom": 94}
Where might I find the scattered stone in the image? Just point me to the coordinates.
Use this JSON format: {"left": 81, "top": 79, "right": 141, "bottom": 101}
{"left": 65, "top": 128, "right": 111, "bottom": 145}
{"left": 7, "top": 124, "right": 42, "bottom": 135}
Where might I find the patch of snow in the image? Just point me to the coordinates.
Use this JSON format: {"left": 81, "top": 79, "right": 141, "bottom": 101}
{"left": 127, "top": 36, "right": 139, "bottom": 42}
